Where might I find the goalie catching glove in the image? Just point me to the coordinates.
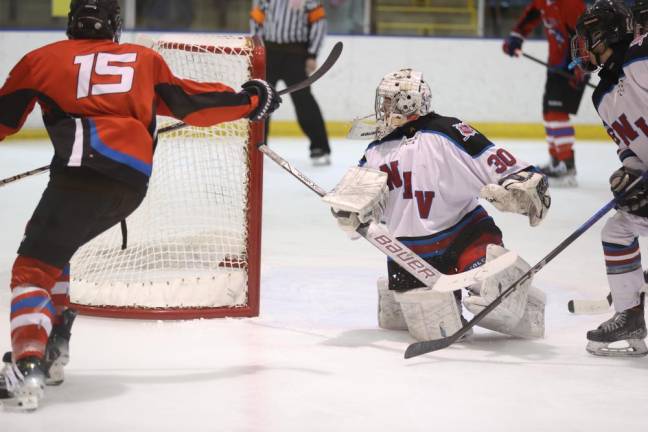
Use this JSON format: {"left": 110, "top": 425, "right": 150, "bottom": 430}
{"left": 322, "top": 167, "right": 389, "bottom": 239}
{"left": 480, "top": 170, "right": 551, "bottom": 227}
{"left": 241, "top": 79, "right": 282, "bottom": 121}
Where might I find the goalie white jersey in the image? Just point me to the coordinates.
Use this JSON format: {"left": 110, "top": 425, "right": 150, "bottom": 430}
{"left": 359, "top": 112, "right": 532, "bottom": 238}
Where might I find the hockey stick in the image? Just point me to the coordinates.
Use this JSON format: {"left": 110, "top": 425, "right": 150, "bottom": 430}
{"left": 0, "top": 41, "right": 345, "bottom": 188}
{"left": 567, "top": 270, "right": 648, "bottom": 314}
{"left": 567, "top": 293, "right": 612, "bottom": 315}
{"left": 0, "top": 165, "right": 49, "bottom": 188}
{"left": 404, "top": 173, "right": 648, "bottom": 359}
{"left": 149, "top": 41, "right": 344, "bottom": 136}
{"left": 256, "top": 143, "right": 518, "bottom": 292}
{"left": 522, "top": 53, "right": 596, "bottom": 90}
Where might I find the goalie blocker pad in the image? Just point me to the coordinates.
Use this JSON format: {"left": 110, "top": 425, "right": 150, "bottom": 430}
{"left": 322, "top": 167, "right": 388, "bottom": 219}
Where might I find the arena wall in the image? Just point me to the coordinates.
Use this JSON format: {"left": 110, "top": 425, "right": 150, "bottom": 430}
{"left": 0, "top": 31, "right": 607, "bottom": 140}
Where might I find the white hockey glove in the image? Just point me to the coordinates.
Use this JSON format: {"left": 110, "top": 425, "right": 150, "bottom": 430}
{"left": 322, "top": 167, "right": 389, "bottom": 239}
{"left": 480, "top": 170, "right": 551, "bottom": 227}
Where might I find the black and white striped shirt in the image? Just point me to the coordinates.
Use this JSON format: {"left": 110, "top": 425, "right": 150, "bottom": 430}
{"left": 251, "top": 0, "right": 327, "bottom": 57}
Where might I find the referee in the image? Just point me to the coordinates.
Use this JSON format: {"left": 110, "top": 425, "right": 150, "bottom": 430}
{"left": 251, "top": 0, "right": 331, "bottom": 166}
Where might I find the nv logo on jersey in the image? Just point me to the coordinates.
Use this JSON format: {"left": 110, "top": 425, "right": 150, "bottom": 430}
{"left": 452, "top": 122, "right": 478, "bottom": 142}
{"left": 380, "top": 161, "right": 435, "bottom": 218}
{"left": 606, "top": 113, "right": 648, "bottom": 146}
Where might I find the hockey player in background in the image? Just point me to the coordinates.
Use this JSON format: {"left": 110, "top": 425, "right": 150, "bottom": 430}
{"left": 324, "top": 69, "right": 550, "bottom": 345}
{"left": 571, "top": 0, "right": 647, "bottom": 357}
{"left": 503, "top": 0, "right": 588, "bottom": 187}
{"left": 0, "top": 0, "right": 281, "bottom": 410}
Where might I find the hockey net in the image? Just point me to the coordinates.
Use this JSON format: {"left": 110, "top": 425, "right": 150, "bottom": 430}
{"left": 69, "top": 35, "right": 265, "bottom": 319}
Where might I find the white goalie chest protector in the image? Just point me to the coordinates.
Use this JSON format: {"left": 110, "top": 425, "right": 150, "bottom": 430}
{"left": 360, "top": 125, "right": 531, "bottom": 238}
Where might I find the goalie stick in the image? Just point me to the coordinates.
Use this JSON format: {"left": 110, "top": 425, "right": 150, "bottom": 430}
{"left": 256, "top": 143, "right": 518, "bottom": 292}
{"left": 404, "top": 172, "right": 648, "bottom": 359}
{"left": 0, "top": 41, "right": 344, "bottom": 188}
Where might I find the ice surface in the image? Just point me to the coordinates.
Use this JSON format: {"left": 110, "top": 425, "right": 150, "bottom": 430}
{"left": 1, "top": 138, "right": 647, "bottom": 431}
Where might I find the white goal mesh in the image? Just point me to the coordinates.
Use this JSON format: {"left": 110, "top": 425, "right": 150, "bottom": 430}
{"left": 69, "top": 35, "right": 264, "bottom": 319}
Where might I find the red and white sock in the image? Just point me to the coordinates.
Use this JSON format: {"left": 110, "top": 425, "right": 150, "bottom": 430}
{"left": 10, "top": 256, "right": 62, "bottom": 361}
{"left": 544, "top": 112, "right": 574, "bottom": 161}
{"left": 51, "top": 264, "right": 71, "bottom": 325}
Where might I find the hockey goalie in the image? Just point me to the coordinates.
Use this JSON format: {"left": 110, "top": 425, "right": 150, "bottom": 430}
{"left": 324, "top": 69, "right": 551, "bottom": 343}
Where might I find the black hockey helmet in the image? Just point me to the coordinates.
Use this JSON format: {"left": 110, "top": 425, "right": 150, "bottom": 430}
{"left": 67, "top": 0, "right": 122, "bottom": 42}
{"left": 571, "top": 0, "right": 634, "bottom": 71}
{"left": 633, "top": 0, "right": 648, "bottom": 34}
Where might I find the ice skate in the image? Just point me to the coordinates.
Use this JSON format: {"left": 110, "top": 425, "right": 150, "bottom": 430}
{"left": 586, "top": 295, "right": 647, "bottom": 357}
{"left": 310, "top": 148, "right": 331, "bottom": 166}
{"left": 539, "top": 156, "right": 577, "bottom": 188}
{"left": 43, "top": 308, "right": 77, "bottom": 385}
{"left": 1, "top": 353, "right": 47, "bottom": 411}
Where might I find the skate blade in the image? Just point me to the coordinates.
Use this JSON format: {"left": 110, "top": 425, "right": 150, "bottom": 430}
{"left": 586, "top": 339, "right": 648, "bottom": 357}
{"left": 0, "top": 389, "right": 43, "bottom": 412}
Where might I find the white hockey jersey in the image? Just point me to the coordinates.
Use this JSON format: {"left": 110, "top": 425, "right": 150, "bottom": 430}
{"left": 594, "top": 34, "right": 648, "bottom": 171}
{"left": 359, "top": 113, "right": 532, "bottom": 239}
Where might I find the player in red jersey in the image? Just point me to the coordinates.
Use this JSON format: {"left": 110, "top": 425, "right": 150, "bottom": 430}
{"left": 0, "top": 0, "right": 281, "bottom": 411}
{"left": 503, "top": 0, "right": 588, "bottom": 187}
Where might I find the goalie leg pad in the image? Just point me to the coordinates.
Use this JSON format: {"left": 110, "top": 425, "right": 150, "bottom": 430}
{"left": 377, "top": 277, "right": 408, "bottom": 330}
{"left": 464, "top": 244, "right": 535, "bottom": 337}
{"left": 504, "top": 286, "right": 546, "bottom": 338}
{"left": 394, "top": 288, "right": 462, "bottom": 341}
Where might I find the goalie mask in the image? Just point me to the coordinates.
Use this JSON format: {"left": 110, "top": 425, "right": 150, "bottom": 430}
{"left": 67, "top": 0, "right": 122, "bottom": 42}
{"left": 375, "top": 69, "right": 432, "bottom": 139}
{"left": 570, "top": 0, "right": 633, "bottom": 72}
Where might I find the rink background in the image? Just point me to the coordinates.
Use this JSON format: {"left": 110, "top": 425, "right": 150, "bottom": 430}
{"left": 1, "top": 138, "right": 647, "bottom": 431}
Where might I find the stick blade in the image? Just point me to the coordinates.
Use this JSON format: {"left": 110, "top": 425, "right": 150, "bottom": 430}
{"left": 404, "top": 337, "right": 455, "bottom": 359}
{"left": 433, "top": 250, "right": 519, "bottom": 292}
{"left": 277, "top": 41, "right": 343, "bottom": 96}
{"left": 567, "top": 293, "right": 613, "bottom": 315}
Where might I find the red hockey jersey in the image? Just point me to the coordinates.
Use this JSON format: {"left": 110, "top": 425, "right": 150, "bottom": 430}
{"left": 0, "top": 38, "right": 259, "bottom": 188}
{"left": 513, "top": 0, "right": 586, "bottom": 68}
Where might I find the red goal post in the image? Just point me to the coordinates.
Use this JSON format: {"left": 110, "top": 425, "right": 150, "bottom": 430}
{"left": 69, "top": 35, "right": 265, "bottom": 319}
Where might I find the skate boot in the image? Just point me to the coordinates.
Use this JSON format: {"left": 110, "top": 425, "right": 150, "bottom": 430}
{"left": 539, "top": 156, "right": 577, "bottom": 187}
{"left": 43, "top": 308, "right": 77, "bottom": 385}
{"left": 1, "top": 353, "right": 46, "bottom": 411}
{"left": 0, "top": 352, "right": 10, "bottom": 400}
{"left": 586, "top": 294, "right": 647, "bottom": 357}
{"left": 310, "top": 148, "right": 331, "bottom": 166}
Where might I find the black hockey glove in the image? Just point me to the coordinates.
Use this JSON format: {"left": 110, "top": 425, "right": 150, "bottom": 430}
{"left": 241, "top": 79, "right": 282, "bottom": 121}
{"left": 609, "top": 166, "right": 648, "bottom": 212}
{"left": 502, "top": 32, "right": 523, "bottom": 57}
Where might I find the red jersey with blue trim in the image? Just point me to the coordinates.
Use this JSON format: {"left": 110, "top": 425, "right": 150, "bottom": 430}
{"left": 0, "top": 38, "right": 258, "bottom": 188}
{"left": 513, "top": 0, "right": 585, "bottom": 68}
